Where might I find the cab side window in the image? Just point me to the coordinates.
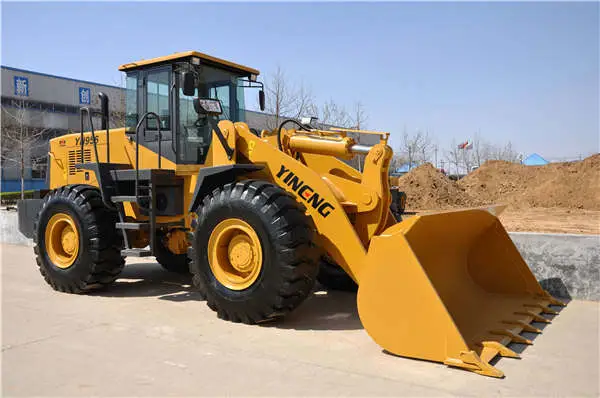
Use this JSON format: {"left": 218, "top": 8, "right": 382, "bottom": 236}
{"left": 146, "top": 69, "right": 170, "bottom": 130}
{"left": 125, "top": 72, "right": 138, "bottom": 130}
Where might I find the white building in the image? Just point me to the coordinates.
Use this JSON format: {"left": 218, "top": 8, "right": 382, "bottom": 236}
{"left": 1, "top": 66, "right": 124, "bottom": 190}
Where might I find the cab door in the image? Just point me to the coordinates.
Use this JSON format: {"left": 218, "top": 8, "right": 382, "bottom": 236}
{"left": 139, "top": 66, "right": 176, "bottom": 164}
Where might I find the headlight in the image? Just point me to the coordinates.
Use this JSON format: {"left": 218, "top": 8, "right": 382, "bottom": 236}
{"left": 193, "top": 98, "right": 223, "bottom": 116}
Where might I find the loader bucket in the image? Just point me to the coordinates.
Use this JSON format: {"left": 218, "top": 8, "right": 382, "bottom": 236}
{"left": 357, "top": 208, "right": 565, "bottom": 378}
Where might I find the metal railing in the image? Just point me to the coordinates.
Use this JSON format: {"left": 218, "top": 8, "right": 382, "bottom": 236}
{"left": 134, "top": 112, "right": 162, "bottom": 200}
{"left": 79, "top": 107, "right": 114, "bottom": 209}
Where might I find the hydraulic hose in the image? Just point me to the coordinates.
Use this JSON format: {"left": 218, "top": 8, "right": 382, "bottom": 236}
{"left": 276, "top": 119, "right": 311, "bottom": 151}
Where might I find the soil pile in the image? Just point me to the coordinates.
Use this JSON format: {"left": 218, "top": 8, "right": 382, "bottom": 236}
{"left": 395, "top": 154, "right": 599, "bottom": 210}
{"left": 395, "top": 163, "right": 480, "bottom": 209}
{"left": 458, "top": 154, "right": 600, "bottom": 210}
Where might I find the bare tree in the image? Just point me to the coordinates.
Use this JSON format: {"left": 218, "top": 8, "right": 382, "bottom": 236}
{"left": 350, "top": 102, "right": 368, "bottom": 171}
{"left": 351, "top": 101, "right": 367, "bottom": 130}
{"left": 420, "top": 131, "right": 434, "bottom": 164}
{"left": 109, "top": 74, "right": 127, "bottom": 128}
{"left": 389, "top": 153, "right": 408, "bottom": 174}
{"left": 294, "top": 82, "right": 314, "bottom": 121}
{"left": 481, "top": 140, "right": 521, "bottom": 163}
{"left": 263, "top": 66, "right": 369, "bottom": 132}
{"left": 461, "top": 145, "right": 474, "bottom": 173}
{"left": 399, "top": 127, "right": 432, "bottom": 170}
{"left": 498, "top": 141, "right": 521, "bottom": 163}
{"left": 264, "top": 66, "right": 292, "bottom": 130}
{"left": 262, "top": 68, "right": 371, "bottom": 172}
{"left": 264, "top": 66, "right": 314, "bottom": 130}
{"left": 1, "top": 99, "right": 49, "bottom": 198}
{"left": 315, "top": 99, "right": 352, "bottom": 127}
{"left": 446, "top": 140, "right": 463, "bottom": 175}
{"left": 471, "top": 131, "right": 487, "bottom": 168}
{"left": 446, "top": 133, "right": 522, "bottom": 176}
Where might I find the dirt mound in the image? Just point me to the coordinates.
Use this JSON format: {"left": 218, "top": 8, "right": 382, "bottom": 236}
{"left": 396, "top": 163, "right": 480, "bottom": 209}
{"left": 458, "top": 154, "right": 600, "bottom": 210}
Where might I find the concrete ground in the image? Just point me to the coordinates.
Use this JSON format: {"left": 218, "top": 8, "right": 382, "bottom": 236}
{"left": 2, "top": 243, "right": 598, "bottom": 397}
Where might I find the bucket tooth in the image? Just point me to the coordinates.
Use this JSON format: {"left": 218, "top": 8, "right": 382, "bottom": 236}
{"left": 490, "top": 329, "right": 532, "bottom": 345}
{"left": 524, "top": 303, "right": 559, "bottom": 315}
{"left": 538, "top": 291, "right": 567, "bottom": 306}
{"left": 480, "top": 341, "right": 520, "bottom": 358}
{"left": 444, "top": 350, "right": 504, "bottom": 378}
{"left": 502, "top": 320, "right": 542, "bottom": 333}
{"left": 515, "top": 310, "right": 551, "bottom": 323}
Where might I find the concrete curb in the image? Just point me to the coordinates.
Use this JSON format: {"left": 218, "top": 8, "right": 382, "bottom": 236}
{"left": 1, "top": 210, "right": 598, "bottom": 300}
{"left": 0, "top": 210, "right": 32, "bottom": 247}
{"left": 509, "top": 232, "right": 600, "bottom": 301}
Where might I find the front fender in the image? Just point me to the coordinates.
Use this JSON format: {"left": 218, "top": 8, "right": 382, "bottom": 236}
{"left": 188, "top": 164, "right": 263, "bottom": 213}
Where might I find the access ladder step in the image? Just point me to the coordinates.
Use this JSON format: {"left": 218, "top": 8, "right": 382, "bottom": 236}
{"left": 121, "top": 248, "right": 153, "bottom": 257}
{"left": 116, "top": 221, "right": 179, "bottom": 230}
{"left": 110, "top": 168, "right": 176, "bottom": 183}
{"left": 116, "top": 222, "right": 150, "bottom": 230}
{"left": 111, "top": 195, "right": 150, "bottom": 203}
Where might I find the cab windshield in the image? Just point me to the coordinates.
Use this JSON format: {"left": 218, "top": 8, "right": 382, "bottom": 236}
{"left": 123, "top": 61, "right": 250, "bottom": 165}
{"left": 178, "top": 64, "right": 246, "bottom": 164}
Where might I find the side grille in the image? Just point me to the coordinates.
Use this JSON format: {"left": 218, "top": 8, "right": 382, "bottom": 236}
{"left": 68, "top": 149, "right": 92, "bottom": 175}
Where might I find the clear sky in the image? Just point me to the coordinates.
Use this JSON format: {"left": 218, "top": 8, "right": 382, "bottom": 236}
{"left": 2, "top": 1, "right": 598, "bottom": 160}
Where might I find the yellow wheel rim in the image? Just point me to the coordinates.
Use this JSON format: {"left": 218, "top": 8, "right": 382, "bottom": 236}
{"left": 45, "top": 213, "right": 80, "bottom": 269}
{"left": 208, "top": 218, "right": 263, "bottom": 290}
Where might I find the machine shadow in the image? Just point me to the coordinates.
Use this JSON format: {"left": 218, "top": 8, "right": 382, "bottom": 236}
{"left": 539, "top": 277, "right": 573, "bottom": 300}
{"left": 269, "top": 286, "right": 363, "bottom": 331}
{"left": 95, "top": 264, "right": 362, "bottom": 330}
{"left": 89, "top": 262, "right": 202, "bottom": 301}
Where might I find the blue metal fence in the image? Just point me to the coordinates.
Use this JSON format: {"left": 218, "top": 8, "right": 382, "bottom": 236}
{"left": 1, "top": 179, "right": 47, "bottom": 192}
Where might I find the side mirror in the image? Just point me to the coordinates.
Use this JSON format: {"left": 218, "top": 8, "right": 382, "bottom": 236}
{"left": 182, "top": 71, "right": 196, "bottom": 96}
{"left": 258, "top": 89, "right": 265, "bottom": 111}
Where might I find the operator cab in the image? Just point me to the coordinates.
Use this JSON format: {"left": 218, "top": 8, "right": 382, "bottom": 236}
{"left": 119, "top": 51, "right": 264, "bottom": 165}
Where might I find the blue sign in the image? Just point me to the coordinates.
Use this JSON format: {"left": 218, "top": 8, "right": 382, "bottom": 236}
{"left": 14, "top": 76, "right": 29, "bottom": 97}
{"left": 79, "top": 87, "right": 91, "bottom": 104}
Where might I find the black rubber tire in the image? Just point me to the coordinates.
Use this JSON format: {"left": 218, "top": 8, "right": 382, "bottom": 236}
{"left": 33, "top": 185, "right": 124, "bottom": 293}
{"left": 317, "top": 255, "right": 358, "bottom": 292}
{"left": 191, "top": 180, "right": 319, "bottom": 324}
{"left": 155, "top": 231, "right": 190, "bottom": 273}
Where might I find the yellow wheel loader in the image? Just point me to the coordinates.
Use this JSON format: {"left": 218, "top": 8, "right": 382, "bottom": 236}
{"left": 18, "top": 51, "right": 564, "bottom": 378}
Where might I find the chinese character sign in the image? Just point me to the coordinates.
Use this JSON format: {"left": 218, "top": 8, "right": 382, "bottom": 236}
{"left": 14, "top": 76, "right": 29, "bottom": 97}
{"left": 79, "top": 87, "right": 91, "bottom": 104}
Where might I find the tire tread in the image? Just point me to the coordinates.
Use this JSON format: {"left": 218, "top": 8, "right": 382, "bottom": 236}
{"left": 33, "top": 185, "right": 124, "bottom": 293}
{"left": 191, "top": 180, "right": 318, "bottom": 324}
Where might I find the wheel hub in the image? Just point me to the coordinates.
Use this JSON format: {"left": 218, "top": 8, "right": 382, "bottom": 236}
{"left": 45, "top": 213, "right": 80, "bottom": 269}
{"left": 228, "top": 235, "right": 255, "bottom": 272}
{"left": 60, "top": 227, "right": 77, "bottom": 254}
{"left": 208, "top": 218, "right": 263, "bottom": 290}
